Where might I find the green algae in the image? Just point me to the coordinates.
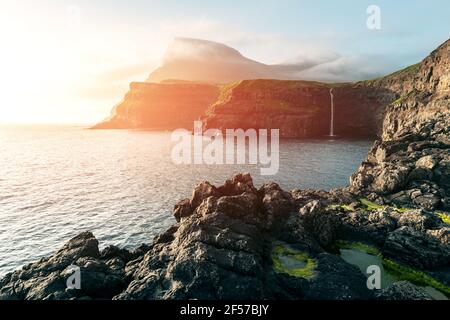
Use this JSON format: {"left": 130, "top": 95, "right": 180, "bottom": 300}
{"left": 360, "top": 199, "right": 385, "bottom": 211}
{"left": 359, "top": 199, "right": 411, "bottom": 214}
{"left": 272, "top": 245, "right": 316, "bottom": 279}
{"left": 326, "top": 204, "right": 354, "bottom": 212}
{"left": 336, "top": 240, "right": 450, "bottom": 298}
{"left": 335, "top": 240, "right": 381, "bottom": 256}
{"left": 393, "top": 207, "right": 410, "bottom": 213}
{"left": 436, "top": 212, "right": 450, "bottom": 224}
{"left": 382, "top": 258, "right": 450, "bottom": 297}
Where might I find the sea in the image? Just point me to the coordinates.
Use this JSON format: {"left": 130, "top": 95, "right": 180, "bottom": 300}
{"left": 0, "top": 125, "right": 372, "bottom": 276}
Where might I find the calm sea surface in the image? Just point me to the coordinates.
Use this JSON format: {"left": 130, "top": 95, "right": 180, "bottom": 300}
{"left": 0, "top": 125, "right": 373, "bottom": 276}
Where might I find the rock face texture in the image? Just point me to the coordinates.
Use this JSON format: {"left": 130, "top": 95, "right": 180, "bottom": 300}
{"left": 203, "top": 80, "right": 393, "bottom": 138}
{"left": 93, "top": 38, "right": 397, "bottom": 135}
{"left": 93, "top": 77, "right": 394, "bottom": 136}
{"left": 1, "top": 40, "right": 449, "bottom": 300}
{"left": 349, "top": 40, "right": 450, "bottom": 211}
{"left": 93, "top": 39, "right": 446, "bottom": 136}
{"left": 1, "top": 173, "right": 448, "bottom": 300}
{"left": 91, "top": 81, "right": 219, "bottom": 130}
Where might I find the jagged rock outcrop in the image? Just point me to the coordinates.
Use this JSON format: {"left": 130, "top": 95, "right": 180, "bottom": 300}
{"left": 115, "top": 174, "right": 375, "bottom": 300}
{"left": 1, "top": 173, "right": 449, "bottom": 300}
{"left": 375, "top": 281, "right": 433, "bottom": 300}
{"left": 341, "top": 39, "right": 450, "bottom": 276}
{"left": 0, "top": 232, "right": 138, "bottom": 300}
{"left": 349, "top": 40, "right": 450, "bottom": 210}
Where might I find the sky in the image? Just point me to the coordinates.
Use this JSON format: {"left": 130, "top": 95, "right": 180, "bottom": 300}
{"left": 0, "top": 0, "right": 448, "bottom": 124}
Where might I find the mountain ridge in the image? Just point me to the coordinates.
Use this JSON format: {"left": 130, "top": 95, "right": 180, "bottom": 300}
{"left": 92, "top": 38, "right": 448, "bottom": 139}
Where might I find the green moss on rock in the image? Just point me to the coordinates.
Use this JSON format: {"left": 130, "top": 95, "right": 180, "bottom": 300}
{"left": 272, "top": 245, "right": 316, "bottom": 279}
{"left": 360, "top": 198, "right": 385, "bottom": 211}
{"left": 359, "top": 199, "right": 409, "bottom": 214}
{"left": 436, "top": 212, "right": 450, "bottom": 224}
{"left": 326, "top": 204, "right": 355, "bottom": 212}
{"left": 336, "top": 240, "right": 381, "bottom": 256}
{"left": 382, "top": 258, "right": 450, "bottom": 297}
{"left": 336, "top": 240, "right": 450, "bottom": 297}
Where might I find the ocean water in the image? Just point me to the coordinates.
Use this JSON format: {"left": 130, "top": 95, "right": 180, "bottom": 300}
{"left": 0, "top": 125, "right": 372, "bottom": 276}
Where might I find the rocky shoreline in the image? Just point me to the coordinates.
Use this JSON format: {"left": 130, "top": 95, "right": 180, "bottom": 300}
{"left": 1, "top": 40, "right": 448, "bottom": 300}
{"left": 0, "top": 167, "right": 448, "bottom": 300}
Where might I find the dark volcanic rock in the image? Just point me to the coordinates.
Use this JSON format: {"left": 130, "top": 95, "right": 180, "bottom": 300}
{"left": 0, "top": 232, "right": 134, "bottom": 300}
{"left": 383, "top": 226, "right": 450, "bottom": 269}
{"left": 375, "top": 281, "right": 433, "bottom": 300}
{"left": 112, "top": 174, "right": 372, "bottom": 300}
{"left": 299, "top": 200, "right": 340, "bottom": 248}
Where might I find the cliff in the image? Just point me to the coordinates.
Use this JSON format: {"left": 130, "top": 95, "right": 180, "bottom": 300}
{"left": 94, "top": 38, "right": 445, "bottom": 136}
{"left": 203, "top": 80, "right": 394, "bottom": 138}
{"left": 94, "top": 78, "right": 395, "bottom": 137}
{"left": 93, "top": 38, "right": 399, "bottom": 134}
{"left": 92, "top": 81, "right": 219, "bottom": 130}
{"left": 349, "top": 39, "right": 450, "bottom": 210}
{"left": 95, "top": 39, "right": 447, "bottom": 137}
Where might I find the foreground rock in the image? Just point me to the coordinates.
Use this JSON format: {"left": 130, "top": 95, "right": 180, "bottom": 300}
{"left": 114, "top": 174, "right": 373, "bottom": 300}
{"left": 0, "top": 232, "right": 136, "bottom": 300}
{"left": 2, "top": 173, "right": 449, "bottom": 300}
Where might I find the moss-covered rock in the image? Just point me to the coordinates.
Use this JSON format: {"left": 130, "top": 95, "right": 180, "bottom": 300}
{"left": 271, "top": 245, "right": 316, "bottom": 279}
{"left": 436, "top": 212, "right": 450, "bottom": 224}
{"left": 335, "top": 240, "right": 450, "bottom": 298}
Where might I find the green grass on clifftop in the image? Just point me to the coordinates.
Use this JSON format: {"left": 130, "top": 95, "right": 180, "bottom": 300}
{"left": 359, "top": 63, "right": 420, "bottom": 84}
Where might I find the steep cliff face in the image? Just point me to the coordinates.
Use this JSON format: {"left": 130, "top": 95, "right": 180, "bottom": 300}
{"left": 92, "top": 81, "right": 219, "bottom": 130}
{"left": 378, "top": 40, "right": 449, "bottom": 141}
{"left": 93, "top": 78, "right": 394, "bottom": 135}
{"left": 203, "top": 80, "right": 394, "bottom": 138}
{"left": 203, "top": 40, "right": 449, "bottom": 138}
{"left": 93, "top": 39, "right": 448, "bottom": 139}
{"left": 349, "top": 39, "right": 450, "bottom": 210}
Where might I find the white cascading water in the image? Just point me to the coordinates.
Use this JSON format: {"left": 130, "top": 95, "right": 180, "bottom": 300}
{"left": 329, "top": 88, "right": 335, "bottom": 137}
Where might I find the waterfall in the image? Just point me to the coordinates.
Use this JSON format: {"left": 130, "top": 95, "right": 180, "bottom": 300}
{"left": 329, "top": 88, "right": 335, "bottom": 137}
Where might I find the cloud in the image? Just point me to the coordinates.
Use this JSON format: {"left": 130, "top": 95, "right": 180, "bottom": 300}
{"left": 287, "top": 53, "right": 404, "bottom": 82}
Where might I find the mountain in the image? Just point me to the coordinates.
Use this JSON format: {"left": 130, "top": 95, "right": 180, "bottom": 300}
{"left": 92, "top": 38, "right": 448, "bottom": 139}
{"left": 146, "top": 37, "right": 298, "bottom": 83}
